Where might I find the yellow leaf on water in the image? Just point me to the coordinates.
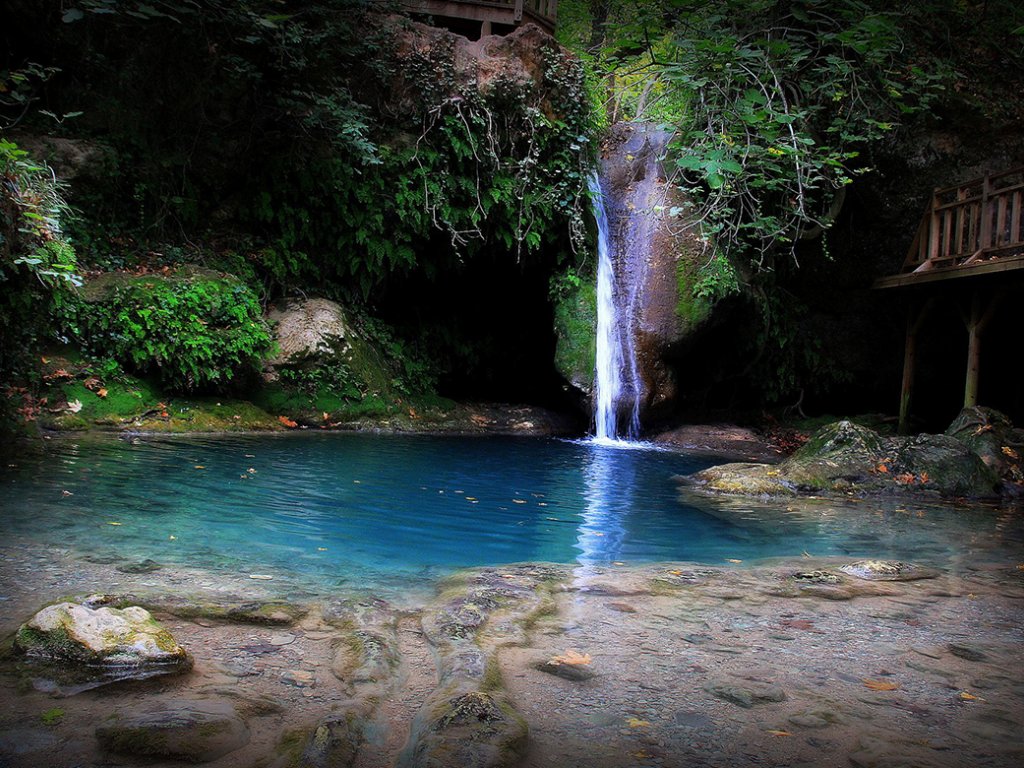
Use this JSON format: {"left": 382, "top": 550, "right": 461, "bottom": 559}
{"left": 626, "top": 717, "right": 650, "bottom": 728}
{"left": 194, "top": 465, "right": 205, "bottom": 469}
{"left": 863, "top": 679, "right": 898, "bottom": 691}
{"left": 959, "top": 691, "right": 979, "bottom": 701}
{"left": 317, "top": 547, "right": 327, "bottom": 551}
{"left": 465, "top": 497, "right": 477, "bottom": 501}
{"left": 168, "top": 535, "right": 176, "bottom": 540}
{"left": 106, "top": 521, "right": 122, "bottom": 526}
{"left": 767, "top": 730, "right": 792, "bottom": 737}
{"left": 550, "top": 650, "right": 592, "bottom": 666}
{"left": 726, "top": 558, "right": 743, "bottom": 563}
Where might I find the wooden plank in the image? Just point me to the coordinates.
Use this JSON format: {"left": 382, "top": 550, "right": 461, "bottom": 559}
{"left": 980, "top": 175, "right": 993, "bottom": 250}
{"left": 942, "top": 207, "right": 952, "bottom": 257}
{"left": 955, "top": 200, "right": 966, "bottom": 256}
{"left": 874, "top": 254, "right": 1024, "bottom": 288}
{"left": 996, "top": 194, "right": 1008, "bottom": 246}
{"left": 1013, "top": 190, "right": 1022, "bottom": 246}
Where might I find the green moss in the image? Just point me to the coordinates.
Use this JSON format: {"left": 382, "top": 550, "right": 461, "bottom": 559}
{"left": 40, "top": 708, "right": 65, "bottom": 726}
{"left": 675, "top": 255, "right": 714, "bottom": 329}
{"left": 99, "top": 726, "right": 170, "bottom": 757}
{"left": 553, "top": 278, "right": 596, "bottom": 390}
{"left": 481, "top": 655, "right": 505, "bottom": 692}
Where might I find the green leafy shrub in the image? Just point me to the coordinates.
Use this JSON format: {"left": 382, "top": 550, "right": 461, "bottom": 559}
{"left": 0, "top": 138, "right": 79, "bottom": 384}
{"left": 58, "top": 268, "right": 273, "bottom": 391}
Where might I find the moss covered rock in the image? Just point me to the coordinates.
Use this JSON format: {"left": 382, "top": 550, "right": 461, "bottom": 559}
{"left": 15, "top": 601, "right": 191, "bottom": 674}
{"left": 96, "top": 699, "right": 248, "bottom": 763}
{"left": 682, "top": 418, "right": 1000, "bottom": 498}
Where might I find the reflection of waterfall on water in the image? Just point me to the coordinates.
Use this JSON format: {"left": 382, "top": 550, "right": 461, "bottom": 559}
{"left": 591, "top": 173, "right": 640, "bottom": 442}
{"left": 572, "top": 443, "right": 634, "bottom": 592}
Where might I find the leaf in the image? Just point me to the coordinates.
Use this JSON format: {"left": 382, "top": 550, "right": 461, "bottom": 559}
{"left": 863, "top": 679, "right": 898, "bottom": 691}
{"left": 958, "top": 691, "right": 979, "bottom": 701}
{"left": 766, "top": 730, "right": 792, "bottom": 737}
{"left": 1002, "top": 446, "right": 1020, "bottom": 460}
{"left": 66, "top": 399, "right": 83, "bottom": 413}
{"left": 625, "top": 717, "right": 650, "bottom": 728}
{"left": 106, "top": 521, "right": 122, "bottom": 526}
{"left": 876, "top": 463, "right": 889, "bottom": 473}
{"left": 194, "top": 465, "right": 205, "bottom": 469}
{"left": 278, "top": 415, "right": 298, "bottom": 428}
{"left": 549, "top": 650, "right": 592, "bottom": 666}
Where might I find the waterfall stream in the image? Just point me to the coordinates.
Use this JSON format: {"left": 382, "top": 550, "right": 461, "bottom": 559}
{"left": 591, "top": 172, "right": 641, "bottom": 442}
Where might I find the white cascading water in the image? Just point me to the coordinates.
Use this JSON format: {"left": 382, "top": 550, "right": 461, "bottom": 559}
{"left": 591, "top": 172, "right": 640, "bottom": 442}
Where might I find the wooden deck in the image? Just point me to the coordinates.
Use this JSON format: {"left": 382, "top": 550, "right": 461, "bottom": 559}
{"left": 875, "top": 168, "right": 1024, "bottom": 432}
{"left": 401, "top": 0, "right": 557, "bottom": 35}
{"left": 875, "top": 167, "right": 1024, "bottom": 288}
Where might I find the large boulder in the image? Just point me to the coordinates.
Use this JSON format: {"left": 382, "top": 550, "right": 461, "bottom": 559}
{"left": 946, "top": 406, "right": 1024, "bottom": 490}
{"left": 682, "top": 419, "right": 1000, "bottom": 498}
{"left": 15, "top": 601, "right": 191, "bottom": 677}
{"left": 266, "top": 297, "right": 353, "bottom": 367}
{"left": 96, "top": 699, "right": 249, "bottom": 763}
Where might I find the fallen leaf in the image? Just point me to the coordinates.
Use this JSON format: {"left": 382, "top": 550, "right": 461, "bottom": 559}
{"left": 96, "top": 387, "right": 108, "bottom": 398}
{"left": 66, "top": 399, "right": 83, "bottom": 413}
{"left": 512, "top": 499, "right": 527, "bottom": 504}
{"left": 918, "top": 471, "right": 929, "bottom": 483}
{"left": 61, "top": 490, "right": 73, "bottom": 497}
{"left": 959, "top": 691, "right": 979, "bottom": 701}
{"left": 766, "top": 730, "right": 792, "bottom": 737}
{"left": 82, "top": 376, "right": 101, "bottom": 391}
{"left": 169, "top": 535, "right": 176, "bottom": 540}
{"left": 974, "top": 424, "right": 993, "bottom": 435}
{"left": 625, "top": 717, "right": 650, "bottom": 728}
{"left": 1002, "top": 446, "right": 1020, "bottom": 460}
{"left": 106, "top": 521, "right": 122, "bottom": 526}
{"left": 894, "top": 472, "right": 916, "bottom": 484}
{"left": 194, "top": 465, "right": 205, "bottom": 469}
{"left": 278, "top": 415, "right": 298, "bottom": 428}
{"left": 876, "top": 463, "right": 889, "bottom": 473}
{"left": 549, "top": 650, "right": 592, "bottom": 666}
{"left": 863, "top": 679, "right": 899, "bottom": 691}
{"left": 249, "top": 574, "right": 274, "bottom": 580}
{"left": 726, "top": 558, "right": 743, "bottom": 563}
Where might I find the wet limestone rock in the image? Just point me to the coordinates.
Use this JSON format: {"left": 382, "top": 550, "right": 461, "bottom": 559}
{"left": 839, "top": 560, "right": 938, "bottom": 582}
{"left": 15, "top": 601, "right": 191, "bottom": 675}
{"left": 266, "top": 298, "right": 352, "bottom": 366}
{"left": 96, "top": 699, "right": 249, "bottom": 763}
{"left": 681, "top": 419, "right": 1000, "bottom": 498}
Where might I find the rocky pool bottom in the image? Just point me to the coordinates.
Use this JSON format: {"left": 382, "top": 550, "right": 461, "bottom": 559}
{"left": 1, "top": 541, "right": 1023, "bottom": 768}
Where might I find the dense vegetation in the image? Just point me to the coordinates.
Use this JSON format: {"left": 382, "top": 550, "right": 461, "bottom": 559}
{"left": 2, "top": 0, "right": 1022, "bottom": 429}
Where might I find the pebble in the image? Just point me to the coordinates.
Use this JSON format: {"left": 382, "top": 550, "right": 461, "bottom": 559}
{"left": 282, "top": 669, "right": 315, "bottom": 687}
{"left": 269, "top": 632, "right": 296, "bottom": 646}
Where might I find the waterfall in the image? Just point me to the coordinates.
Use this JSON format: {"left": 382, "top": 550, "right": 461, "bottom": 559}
{"left": 591, "top": 172, "right": 641, "bottom": 442}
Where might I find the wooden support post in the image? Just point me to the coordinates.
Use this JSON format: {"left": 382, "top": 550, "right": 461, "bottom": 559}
{"left": 480, "top": 19, "right": 492, "bottom": 36}
{"left": 961, "top": 288, "right": 1003, "bottom": 408}
{"left": 898, "top": 298, "right": 934, "bottom": 435}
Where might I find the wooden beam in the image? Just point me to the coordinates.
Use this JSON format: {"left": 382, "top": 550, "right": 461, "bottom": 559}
{"left": 961, "top": 289, "right": 1002, "bottom": 408}
{"left": 898, "top": 298, "right": 935, "bottom": 435}
{"left": 873, "top": 254, "right": 1024, "bottom": 289}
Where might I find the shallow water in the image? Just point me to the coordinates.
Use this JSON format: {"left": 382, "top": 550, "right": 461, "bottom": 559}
{"left": 1, "top": 433, "right": 1021, "bottom": 595}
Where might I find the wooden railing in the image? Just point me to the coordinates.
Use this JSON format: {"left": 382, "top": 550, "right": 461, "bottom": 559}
{"left": 902, "top": 167, "right": 1024, "bottom": 274}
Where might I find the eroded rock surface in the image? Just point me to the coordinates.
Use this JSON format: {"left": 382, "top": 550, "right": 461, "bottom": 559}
{"left": 96, "top": 699, "right": 249, "bottom": 763}
{"left": 14, "top": 601, "right": 191, "bottom": 676}
{"left": 681, "top": 417, "right": 1002, "bottom": 498}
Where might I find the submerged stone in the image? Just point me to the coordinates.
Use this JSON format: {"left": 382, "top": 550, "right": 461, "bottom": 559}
{"left": 839, "top": 561, "right": 938, "bottom": 582}
{"left": 704, "top": 680, "right": 786, "bottom": 708}
{"left": 15, "top": 602, "right": 191, "bottom": 677}
{"left": 96, "top": 699, "right": 249, "bottom": 763}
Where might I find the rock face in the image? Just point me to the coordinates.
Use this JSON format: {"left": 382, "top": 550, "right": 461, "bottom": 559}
{"left": 266, "top": 298, "right": 352, "bottom": 367}
{"left": 946, "top": 406, "right": 1024, "bottom": 491}
{"left": 681, "top": 417, "right": 1001, "bottom": 498}
{"left": 15, "top": 601, "right": 191, "bottom": 676}
{"left": 96, "top": 699, "right": 249, "bottom": 763}
{"left": 554, "top": 122, "right": 724, "bottom": 420}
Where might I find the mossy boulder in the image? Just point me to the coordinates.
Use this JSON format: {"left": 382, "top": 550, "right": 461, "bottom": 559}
{"left": 683, "top": 418, "right": 1000, "bottom": 498}
{"left": 946, "top": 406, "right": 1024, "bottom": 489}
{"left": 15, "top": 601, "right": 191, "bottom": 675}
{"left": 96, "top": 699, "right": 249, "bottom": 763}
